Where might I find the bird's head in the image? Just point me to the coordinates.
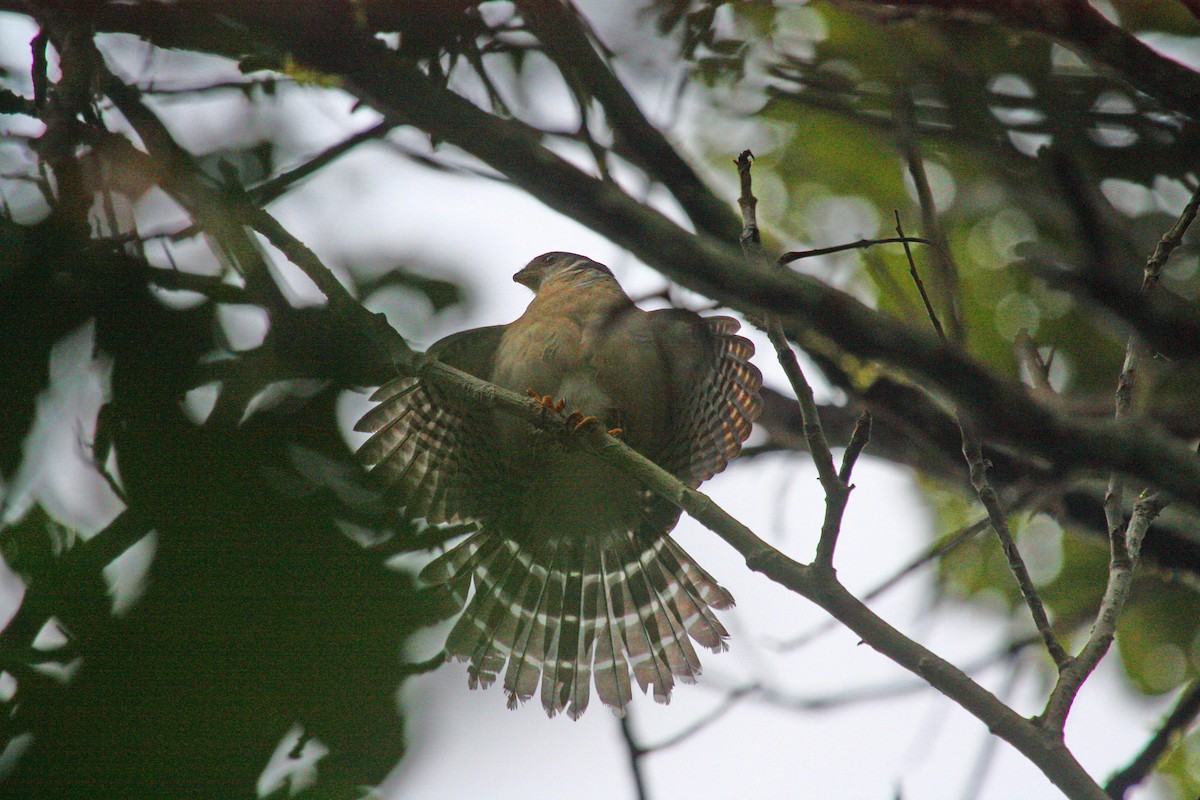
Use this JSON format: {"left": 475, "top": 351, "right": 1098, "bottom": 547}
{"left": 514, "top": 252, "right": 615, "bottom": 293}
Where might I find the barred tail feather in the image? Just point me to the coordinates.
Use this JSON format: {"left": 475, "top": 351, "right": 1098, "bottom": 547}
{"left": 594, "top": 549, "right": 634, "bottom": 713}
{"left": 452, "top": 538, "right": 526, "bottom": 690}
{"left": 538, "top": 544, "right": 569, "bottom": 716}
{"left": 657, "top": 537, "right": 734, "bottom": 651}
{"left": 565, "top": 541, "right": 602, "bottom": 720}
{"left": 611, "top": 535, "right": 677, "bottom": 704}
{"left": 548, "top": 537, "right": 586, "bottom": 717}
{"left": 636, "top": 540, "right": 703, "bottom": 680}
{"left": 419, "top": 531, "right": 499, "bottom": 617}
{"left": 425, "top": 528, "right": 733, "bottom": 717}
{"left": 503, "top": 534, "right": 565, "bottom": 709}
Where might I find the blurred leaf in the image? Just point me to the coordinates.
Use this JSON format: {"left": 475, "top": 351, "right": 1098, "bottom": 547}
{"left": 1156, "top": 727, "right": 1200, "bottom": 799}
{"left": 1118, "top": 583, "right": 1200, "bottom": 695}
{"left": 0, "top": 506, "right": 75, "bottom": 582}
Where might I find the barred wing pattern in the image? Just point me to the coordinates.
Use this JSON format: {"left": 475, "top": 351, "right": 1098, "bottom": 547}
{"left": 357, "top": 293, "right": 761, "bottom": 718}
{"left": 354, "top": 326, "right": 506, "bottom": 524}
{"left": 657, "top": 314, "right": 763, "bottom": 488}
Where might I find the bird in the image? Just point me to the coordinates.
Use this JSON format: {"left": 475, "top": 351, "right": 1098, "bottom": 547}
{"left": 355, "top": 252, "right": 762, "bottom": 719}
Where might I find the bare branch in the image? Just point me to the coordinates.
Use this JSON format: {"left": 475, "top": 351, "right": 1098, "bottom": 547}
{"left": 1143, "top": 182, "right": 1200, "bottom": 293}
{"left": 1041, "top": 491, "right": 1167, "bottom": 731}
{"left": 735, "top": 150, "right": 864, "bottom": 569}
{"left": 1040, "top": 180, "right": 1198, "bottom": 732}
{"left": 778, "top": 236, "right": 930, "bottom": 265}
{"left": 1105, "top": 677, "right": 1200, "bottom": 799}
{"left": 618, "top": 712, "right": 650, "bottom": 800}
{"left": 895, "top": 210, "right": 1068, "bottom": 667}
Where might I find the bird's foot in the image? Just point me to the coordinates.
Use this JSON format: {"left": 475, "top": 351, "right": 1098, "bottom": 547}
{"left": 565, "top": 411, "right": 622, "bottom": 438}
{"left": 527, "top": 389, "right": 566, "bottom": 415}
{"left": 526, "top": 391, "right": 621, "bottom": 438}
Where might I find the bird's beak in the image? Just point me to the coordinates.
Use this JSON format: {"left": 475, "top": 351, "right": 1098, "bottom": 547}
{"left": 514, "top": 264, "right": 536, "bottom": 290}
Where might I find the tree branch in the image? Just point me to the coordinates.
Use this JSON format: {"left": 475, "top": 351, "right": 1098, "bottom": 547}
{"left": 193, "top": 104, "right": 1109, "bottom": 800}
{"left": 618, "top": 712, "right": 650, "bottom": 800}
{"left": 1105, "top": 677, "right": 1200, "bottom": 799}
{"left": 514, "top": 0, "right": 741, "bottom": 243}
{"left": 854, "top": 0, "right": 1200, "bottom": 117}
{"left": 735, "top": 150, "right": 867, "bottom": 569}
{"left": 895, "top": 205, "right": 1068, "bottom": 668}
{"left": 71, "top": 2, "right": 1200, "bottom": 510}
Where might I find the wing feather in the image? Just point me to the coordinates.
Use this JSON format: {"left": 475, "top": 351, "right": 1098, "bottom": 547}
{"left": 649, "top": 313, "right": 763, "bottom": 487}
{"left": 355, "top": 326, "right": 507, "bottom": 524}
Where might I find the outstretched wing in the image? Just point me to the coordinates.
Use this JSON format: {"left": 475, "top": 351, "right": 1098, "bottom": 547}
{"left": 650, "top": 312, "right": 762, "bottom": 488}
{"left": 354, "top": 325, "right": 507, "bottom": 523}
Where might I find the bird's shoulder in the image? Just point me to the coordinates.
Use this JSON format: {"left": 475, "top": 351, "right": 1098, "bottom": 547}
{"left": 427, "top": 324, "right": 508, "bottom": 378}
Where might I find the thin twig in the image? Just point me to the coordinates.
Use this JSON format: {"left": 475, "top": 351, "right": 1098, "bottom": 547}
{"left": 1105, "top": 677, "right": 1200, "bottom": 799}
{"left": 895, "top": 90, "right": 963, "bottom": 343}
{"left": 778, "top": 236, "right": 930, "bottom": 265}
{"left": 1040, "top": 184, "right": 1198, "bottom": 733}
{"left": 734, "top": 149, "right": 866, "bottom": 570}
{"left": 396, "top": 650, "right": 447, "bottom": 681}
{"left": 895, "top": 208, "right": 945, "bottom": 341}
{"left": 637, "top": 687, "right": 755, "bottom": 755}
{"left": 961, "top": 430, "right": 1069, "bottom": 667}
{"left": 618, "top": 712, "right": 649, "bottom": 800}
{"left": 1013, "top": 330, "right": 1056, "bottom": 400}
{"left": 896, "top": 213, "right": 1068, "bottom": 668}
{"left": 1142, "top": 182, "right": 1200, "bottom": 292}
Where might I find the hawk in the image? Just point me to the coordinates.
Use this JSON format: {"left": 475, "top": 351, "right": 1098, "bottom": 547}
{"left": 356, "top": 252, "right": 762, "bottom": 718}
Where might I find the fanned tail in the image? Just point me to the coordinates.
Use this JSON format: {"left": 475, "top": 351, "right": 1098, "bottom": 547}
{"left": 422, "top": 527, "right": 733, "bottom": 718}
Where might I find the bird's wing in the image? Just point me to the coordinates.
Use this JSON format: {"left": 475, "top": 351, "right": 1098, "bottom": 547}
{"left": 650, "top": 311, "right": 763, "bottom": 488}
{"left": 354, "top": 325, "right": 507, "bottom": 523}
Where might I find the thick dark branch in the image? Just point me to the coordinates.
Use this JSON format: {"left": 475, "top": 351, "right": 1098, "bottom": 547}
{"left": 75, "top": 3, "right": 1200, "bottom": 510}
{"left": 514, "top": 0, "right": 741, "bottom": 243}
{"left": 856, "top": 0, "right": 1200, "bottom": 118}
